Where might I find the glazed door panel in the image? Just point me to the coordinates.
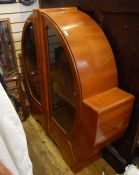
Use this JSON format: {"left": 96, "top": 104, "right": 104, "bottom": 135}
{"left": 47, "top": 26, "right": 76, "bottom": 133}
{"left": 23, "top": 23, "right": 41, "bottom": 102}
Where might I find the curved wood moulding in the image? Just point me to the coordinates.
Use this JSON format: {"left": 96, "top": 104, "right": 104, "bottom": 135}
{"left": 41, "top": 7, "right": 118, "bottom": 98}
{"left": 21, "top": 15, "right": 48, "bottom": 128}
{"left": 22, "top": 7, "right": 135, "bottom": 172}
{"left": 21, "top": 15, "right": 41, "bottom": 109}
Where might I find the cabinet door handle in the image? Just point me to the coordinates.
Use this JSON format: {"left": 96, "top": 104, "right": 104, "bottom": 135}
{"left": 73, "top": 92, "right": 78, "bottom": 96}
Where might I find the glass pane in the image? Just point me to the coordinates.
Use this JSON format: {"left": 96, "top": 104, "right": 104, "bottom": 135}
{"left": 23, "top": 23, "right": 40, "bottom": 102}
{"left": 47, "top": 27, "right": 76, "bottom": 132}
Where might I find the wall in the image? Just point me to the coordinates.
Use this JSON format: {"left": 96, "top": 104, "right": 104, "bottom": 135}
{"left": 0, "top": 0, "right": 39, "bottom": 72}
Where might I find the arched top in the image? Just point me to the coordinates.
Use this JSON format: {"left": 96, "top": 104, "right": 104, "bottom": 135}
{"left": 38, "top": 7, "right": 118, "bottom": 99}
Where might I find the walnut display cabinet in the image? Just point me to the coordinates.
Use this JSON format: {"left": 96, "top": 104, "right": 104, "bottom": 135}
{"left": 22, "top": 7, "right": 134, "bottom": 172}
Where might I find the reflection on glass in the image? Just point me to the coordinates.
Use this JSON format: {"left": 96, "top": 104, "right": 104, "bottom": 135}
{"left": 23, "top": 23, "right": 40, "bottom": 102}
{"left": 0, "top": 20, "right": 16, "bottom": 74}
{"left": 47, "top": 27, "right": 76, "bottom": 132}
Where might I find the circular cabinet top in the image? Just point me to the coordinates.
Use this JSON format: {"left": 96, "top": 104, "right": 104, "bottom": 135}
{"left": 39, "top": 7, "right": 118, "bottom": 99}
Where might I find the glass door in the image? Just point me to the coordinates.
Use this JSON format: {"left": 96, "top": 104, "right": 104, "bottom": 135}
{"left": 23, "top": 23, "right": 41, "bottom": 102}
{"left": 47, "top": 26, "right": 76, "bottom": 133}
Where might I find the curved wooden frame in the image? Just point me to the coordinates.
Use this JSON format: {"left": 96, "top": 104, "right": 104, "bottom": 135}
{"left": 22, "top": 7, "right": 134, "bottom": 172}
{"left": 42, "top": 16, "right": 82, "bottom": 137}
{"left": 21, "top": 15, "right": 46, "bottom": 127}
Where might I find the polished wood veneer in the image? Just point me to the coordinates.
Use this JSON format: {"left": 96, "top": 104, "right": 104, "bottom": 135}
{"left": 22, "top": 7, "right": 134, "bottom": 172}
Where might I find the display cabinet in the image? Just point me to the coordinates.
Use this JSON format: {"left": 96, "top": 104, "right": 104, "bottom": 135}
{"left": 22, "top": 7, "right": 134, "bottom": 172}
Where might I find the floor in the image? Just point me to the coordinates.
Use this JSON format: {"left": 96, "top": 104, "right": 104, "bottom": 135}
{"left": 23, "top": 116, "right": 117, "bottom": 175}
